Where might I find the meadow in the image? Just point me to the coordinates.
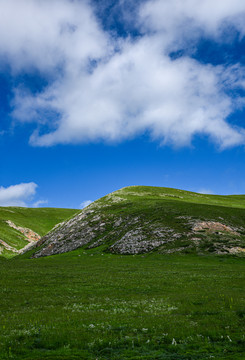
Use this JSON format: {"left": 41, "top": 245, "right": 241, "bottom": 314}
{"left": 0, "top": 249, "right": 244, "bottom": 359}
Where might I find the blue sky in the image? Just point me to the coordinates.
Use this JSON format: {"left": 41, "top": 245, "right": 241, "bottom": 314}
{"left": 1, "top": 0, "right": 245, "bottom": 208}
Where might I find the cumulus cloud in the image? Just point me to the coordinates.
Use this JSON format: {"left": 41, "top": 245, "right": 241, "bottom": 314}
{"left": 80, "top": 200, "right": 93, "bottom": 209}
{"left": 33, "top": 200, "right": 48, "bottom": 208}
{"left": 139, "top": 0, "right": 245, "bottom": 38}
{"left": 0, "top": 0, "right": 108, "bottom": 73}
{"left": 0, "top": 182, "right": 38, "bottom": 207}
{"left": 2, "top": 0, "right": 245, "bottom": 148}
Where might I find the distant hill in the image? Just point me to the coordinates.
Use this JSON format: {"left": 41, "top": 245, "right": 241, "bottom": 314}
{"left": 0, "top": 207, "right": 79, "bottom": 257}
{"left": 28, "top": 186, "right": 245, "bottom": 258}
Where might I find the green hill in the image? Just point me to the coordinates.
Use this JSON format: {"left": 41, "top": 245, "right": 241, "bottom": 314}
{"left": 29, "top": 186, "right": 245, "bottom": 258}
{"left": 0, "top": 207, "right": 79, "bottom": 257}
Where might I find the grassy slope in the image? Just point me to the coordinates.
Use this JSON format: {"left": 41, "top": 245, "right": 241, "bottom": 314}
{"left": 0, "top": 251, "right": 244, "bottom": 359}
{"left": 0, "top": 207, "right": 79, "bottom": 256}
{"left": 110, "top": 186, "right": 245, "bottom": 208}
{"left": 45, "top": 185, "right": 245, "bottom": 256}
{"left": 114, "top": 186, "right": 245, "bottom": 232}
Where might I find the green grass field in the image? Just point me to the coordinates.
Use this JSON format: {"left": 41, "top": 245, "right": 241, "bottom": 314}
{"left": 0, "top": 207, "right": 79, "bottom": 257}
{"left": 0, "top": 187, "right": 245, "bottom": 359}
{"left": 0, "top": 249, "right": 244, "bottom": 359}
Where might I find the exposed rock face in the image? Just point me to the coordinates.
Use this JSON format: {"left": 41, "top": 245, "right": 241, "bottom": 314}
{"left": 0, "top": 239, "right": 19, "bottom": 253}
{"left": 0, "top": 220, "right": 41, "bottom": 255}
{"left": 30, "top": 207, "right": 245, "bottom": 257}
{"left": 110, "top": 228, "right": 166, "bottom": 255}
{"left": 6, "top": 220, "right": 41, "bottom": 242}
{"left": 193, "top": 221, "right": 239, "bottom": 235}
{"left": 31, "top": 207, "right": 181, "bottom": 258}
{"left": 33, "top": 210, "right": 103, "bottom": 257}
{"left": 30, "top": 208, "right": 245, "bottom": 257}
{"left": 27, "top": 186, "right": 245, "bottom": 258}
{"left": 228, "top": 247, "right": 245, "bottom": 254}
{"left": 0, "top": 237, "right": 39, "bottom": 255}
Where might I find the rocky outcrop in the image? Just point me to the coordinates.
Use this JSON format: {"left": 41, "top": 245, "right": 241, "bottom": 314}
{"left": 30, "top": 207, "right": 182, "bottom": 258}
{"left": 26, "top": 186, "right": 245, "bottom": 258}
{"left": 0, "top": 238, "right": 37, "bottom": 255}
{"left": 0, "top": 239, "right": 19, "bottom": 253}
{"left": 6, "top": 220, "right": 41, "bottom": 242}
{"left": 0, "top": 220, "right": 41, "bottom": 255}
{"left": 227, "top": 247, "right": 245, "bottom": 254}
{"left": 32, "top": 210, "right": 106, "bottom": 257}
{"left": 110, "top": 228, "right": 165, "bottom": 254}
{"left": 193, "top": 221, "right": 240, "bottom": 235}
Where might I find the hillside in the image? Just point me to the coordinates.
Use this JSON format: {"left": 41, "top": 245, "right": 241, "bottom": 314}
{"left": 0, "top": 207, "right": 79, "bottom": 257}
{"left": 29, "top": 186, "right": 245, "bottom": 258}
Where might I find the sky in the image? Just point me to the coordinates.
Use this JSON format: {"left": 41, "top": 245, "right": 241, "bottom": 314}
{"left": 1, "top": 0, "right": 245, "bottom": 208}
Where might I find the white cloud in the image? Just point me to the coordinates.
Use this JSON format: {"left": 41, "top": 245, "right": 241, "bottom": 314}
{"left": 0, "top": 182, "right": 38, "bottom": 207}
{"left": 198, "top": 188, "right": 214, "bottom": 195}
{"left": 1, "top": 0, "right": 245, "bottom": 148}
{"left": 0, "top": 0, "right": 108, "bottom": 73}
{"left": 33, "top": 200, "right": 48, "bottom": 208}
{"left": 138, "top": 0, "right": 245, "bottom": 51}
{"left": 80, "top": 200, "right": 93, "bottom": 209}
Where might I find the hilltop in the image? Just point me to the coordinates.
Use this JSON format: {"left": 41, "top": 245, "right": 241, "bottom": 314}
{"left": 29, "top": 186, "right": 245, "bottom": 258}
{"left": 0, "top": 207, "right": 79, "bottom": 257}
